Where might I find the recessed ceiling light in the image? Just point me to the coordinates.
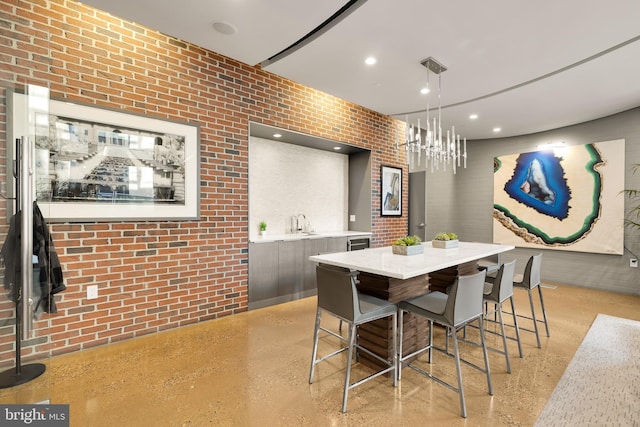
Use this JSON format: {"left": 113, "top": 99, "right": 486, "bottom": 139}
{"left": 333, "top": 146, "right": 342, "bottom": 150}
{"left": 420, "top": 87, "right": 430, "bottom": 95}
{"left": 212, "top": 21, "right": 238, "bottom": 35}
{"left": 365, "top": 57, "right": 377, "bottom": 66}
{"left": 493, "top": 127, "right": 501, "bottom": 133}
{"left": 273, "top": 133, "right": 282, "bottom": 138}
{"left": 469, "top": 114, "right": 478, "bottom": 120}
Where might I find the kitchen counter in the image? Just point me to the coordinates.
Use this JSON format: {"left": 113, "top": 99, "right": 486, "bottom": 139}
{"left": 249, "top": 230, "right": 371, "bottom": 243}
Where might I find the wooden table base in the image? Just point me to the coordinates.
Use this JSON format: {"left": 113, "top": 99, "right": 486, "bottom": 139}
{"left": 355, "top": 261, "right": 479, "bottom": 369}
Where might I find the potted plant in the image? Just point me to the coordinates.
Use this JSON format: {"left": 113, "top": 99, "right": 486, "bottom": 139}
{"left": 259, "top": 220, "right": 267, "bottom": 236}
{"left": 432, "top": 232, "right": 459, "bottom": 249}
{"left": 392, "top": 235, "right": 423, "bottom": 256}
{"left": 622, "top": 163, "right": 640, "bottom": 231}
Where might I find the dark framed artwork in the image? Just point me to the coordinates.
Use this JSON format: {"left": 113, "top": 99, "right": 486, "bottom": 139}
{"left": 9, "top": 91, "right": 200, "bottom": 221}
{"left": 381, "top": 165, "right": 402, "bottom": 216}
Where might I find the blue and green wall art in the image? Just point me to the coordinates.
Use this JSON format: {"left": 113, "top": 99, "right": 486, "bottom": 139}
{"left": 493, "top": 139, "right": 625, "bottom": 254}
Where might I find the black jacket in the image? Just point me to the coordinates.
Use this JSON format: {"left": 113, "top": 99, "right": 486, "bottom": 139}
{"left": 1, "top": 202, "right": 66, "bottom": 313}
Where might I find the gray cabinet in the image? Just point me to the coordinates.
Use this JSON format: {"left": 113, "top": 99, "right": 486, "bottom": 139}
{"left": 278, "top": 240, "right": 304, "bottom": 296}
{"left": 249, "top": 236, "right": 353, "bottom": 309}
{"left": 304, "top": 237, "right": 346, "bottom": 291}
{"left": 303, "top": 238, "right": 328, "bottom": 291}
{"left": 326, "top": 237, "right": 348, "bottom": 253}
{"left": 248, "top": 242, "right": 278, "bottom": 304}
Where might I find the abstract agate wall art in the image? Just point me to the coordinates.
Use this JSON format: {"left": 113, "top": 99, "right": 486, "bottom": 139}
{"left": 493, "top": 139, "right": 625, "bottom": 254}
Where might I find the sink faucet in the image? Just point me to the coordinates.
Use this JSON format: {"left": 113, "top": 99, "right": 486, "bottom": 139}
{"left": 296, "top": 213, "right": 306, "bottom": 233}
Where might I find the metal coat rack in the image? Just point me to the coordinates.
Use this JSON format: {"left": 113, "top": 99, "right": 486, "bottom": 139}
{"left": 0, "top": 137, "right": 46, "bottom": 388}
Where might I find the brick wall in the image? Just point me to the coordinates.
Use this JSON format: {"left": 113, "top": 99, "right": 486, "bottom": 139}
{"left": 0, "top": 0, "right": 408, "bottom": 365}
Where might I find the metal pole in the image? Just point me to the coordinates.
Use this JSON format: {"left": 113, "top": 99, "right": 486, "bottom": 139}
{"left": 21, "top": 136, "right": 34, "bottom": 337}
{"left": 0, "top": 137, "right": 45, "bottom": 389}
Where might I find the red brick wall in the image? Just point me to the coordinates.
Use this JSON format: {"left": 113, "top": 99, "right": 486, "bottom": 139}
{"left": 0, "top": 0, "right": 408, "bottom": 365}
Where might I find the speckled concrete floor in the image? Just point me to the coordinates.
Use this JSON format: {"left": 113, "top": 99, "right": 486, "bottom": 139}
{"left": 1, "top": 283, "right": 639, "bottom": 426}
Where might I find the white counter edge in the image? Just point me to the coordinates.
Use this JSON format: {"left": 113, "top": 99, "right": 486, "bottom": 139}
{"left": 249, "top": 231, "right": 372, "bottom": 244}
{"left": 309, "top": 242, "right": 515, "bottom": 280}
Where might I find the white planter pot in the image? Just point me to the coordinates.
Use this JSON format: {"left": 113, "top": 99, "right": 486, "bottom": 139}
{"left": 392, "top": 244, "right": 424, "bottom": 256}
{"left": 432, "top": 239, "right": 459, "bottom": 249}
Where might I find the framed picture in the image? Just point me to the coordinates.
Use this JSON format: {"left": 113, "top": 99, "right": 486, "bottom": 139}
{"left": 493, "top": 139, "right": 625, "bottom": 254}
{"left": 9, "top": 91, "right": 200, "bottom": 221}
{"left": 381, "top": 165, "right": 402, "bottom": 216}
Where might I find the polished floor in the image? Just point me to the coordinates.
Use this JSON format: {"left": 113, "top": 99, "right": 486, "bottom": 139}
{"left": 1, "top": 283, "right": 640, "bottom": 426}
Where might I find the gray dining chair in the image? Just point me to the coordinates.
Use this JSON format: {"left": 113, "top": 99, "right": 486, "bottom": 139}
{"left": 397, "top": 270, "right": 492, "bottom": 418}
{"left": 309, "top": 264, "right": 397, "bottom": 413}
{"left": 512, "top": 253, "right": 549, "bottom": 347}
{"left": 482, "top": 259, "right": 523, "bottom": 372}
{"left": 478, "top": 253, "right": 501, "bottom": 274}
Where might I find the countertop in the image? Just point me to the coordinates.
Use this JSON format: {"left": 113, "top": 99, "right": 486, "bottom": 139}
{"left": 249, "top": 230, "right": 371, "bottom": 243}
{"left": 309, "top": 241, "right": 515, "bottom": 280}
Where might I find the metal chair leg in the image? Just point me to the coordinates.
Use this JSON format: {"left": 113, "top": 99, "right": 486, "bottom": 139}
{"left": 341, "top": 323, "right": 357, "bottom": 413}
{"left": 445, "top": 323, "right": 450, "bottom": 354}
{"left": 495, "top": 303, "right": 511, "bottom": 373}
{"left": 451, "top": 327, "right": 466, "bottom": 418}
{"left": 428, "top": 319, "right": 434, "bottom": 363}
{"left": 537, "top": 285, "right": 550, "bottom": 337}
{"left": 477, "top": 317, "right": 493, "bottom": 396}
{"left": 309, "top": 308, "right": 323, "bottom": 383}
{"left": 527, "top": 289, "right": 542, "bottom": 348}
{"left": 509, "top": 295, "right": 523, "bottom": 357}
{"left": 392, "top": 312, "right": 398, "bottom": 387}
{"left": 398, "top": 309, "right": 404, "bottom": 381}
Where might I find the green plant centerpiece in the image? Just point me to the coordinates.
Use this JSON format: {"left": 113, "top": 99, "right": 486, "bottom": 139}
{"left": 259, "top": 220, "right": 267, "bottom": 235}
{"left": 392, "top": 235, "right": 423, "bottom": 255}
{"left": 432, "top": 232, "right": 459, "bottom": 248}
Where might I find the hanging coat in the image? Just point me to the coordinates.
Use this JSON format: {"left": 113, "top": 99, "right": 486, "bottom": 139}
{"left": 1, "top": 201, "right": 66, "bottom": 313}
{"left": 1, "top": 210, "right": 22, "bottom": 304}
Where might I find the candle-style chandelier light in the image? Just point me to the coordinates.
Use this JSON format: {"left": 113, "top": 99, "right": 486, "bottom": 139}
{"left": 397, "top": 57, "right": 467, "bottom": 173}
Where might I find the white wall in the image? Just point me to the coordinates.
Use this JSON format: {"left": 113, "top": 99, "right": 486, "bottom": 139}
{"left": 249, "top": 136, "right": 348, "bottom": 238}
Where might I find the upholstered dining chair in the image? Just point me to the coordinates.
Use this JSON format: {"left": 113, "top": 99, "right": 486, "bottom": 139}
{"left": 478, "top": 253, "right": 501, "bottom": 274}
{"left": 309, "top": 264, "right": 397, "bottom": 413}
{"left": 397, "top": 270, "right": 492, "bottom": 418}
{"left": 482, "top": 259, "right": 523, "bottom": 372}
{"left": 512, "top": 253, "right": 549, "bottom": 348}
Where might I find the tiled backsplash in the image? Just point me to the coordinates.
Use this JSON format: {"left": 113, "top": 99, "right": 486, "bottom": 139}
{"left": 249, "top": 137, "right": 348, "bottom": 238}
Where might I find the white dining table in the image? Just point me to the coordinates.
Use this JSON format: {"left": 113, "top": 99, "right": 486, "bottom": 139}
{"left": 309, "top": 241, "right": 515, "bottom": 280}
{"left": 309, "top": 241, "right": 515, "bottom": 366}
{"left": 309, "top": 240, "right": 515, "bottom": 368}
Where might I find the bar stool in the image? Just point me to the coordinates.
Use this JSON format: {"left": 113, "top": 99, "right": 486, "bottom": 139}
{"left": 478, "top": 253, "right": 501, "bottom": 274}
{"left": 482, "top": 259, "right": 523, "bottom": 372}
{"left": 309, "top": 264, "right": 397, "bottom": 413}
{"left": 513, "top": 253, "right": 549, "bottom": 348}
{"left": 397, "top": 270, "right": 492, "bottom": 418}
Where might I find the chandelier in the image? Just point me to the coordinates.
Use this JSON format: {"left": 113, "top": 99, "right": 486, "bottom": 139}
{"left": 397, "top": 57, "right": 467, "bottom": 174}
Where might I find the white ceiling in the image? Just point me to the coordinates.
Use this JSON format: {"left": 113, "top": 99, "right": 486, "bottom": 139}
{"left": 81, "top": 0, "right": 640, "bottom": 140}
